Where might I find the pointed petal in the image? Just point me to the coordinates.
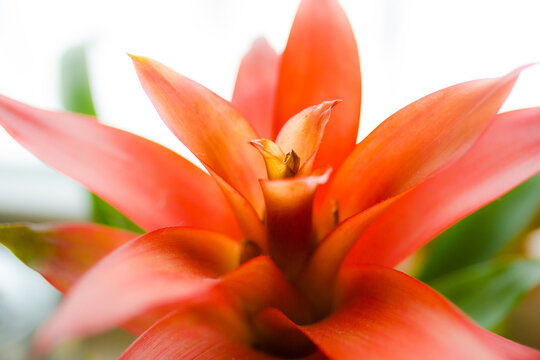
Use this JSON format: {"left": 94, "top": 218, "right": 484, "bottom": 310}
{"left": 345, "top": 107, "right": 540, "bottom": 267}
{"left": 300, "top": 198, "right": 397, "bottom": 313}
{"left": 207, "top": 167, "right": 267, "bottom": 252}
{"left": 274, "top": 0, "right": 361, "bottom": 175}
{"left": 33, "top": 228, "right": 239, "bottom": 354}
{"left": 318, "top": 68, "right": 524, "bottom": 236}
{"left": 297, "top": 267, "right": 540, "bottom": 360}
{"left": 261, "top": 168, "right": 331, "bottom": 279}
{"left": 0, "top": 95, "right": 239, "bottom": 236}
{"left": 0, "top": 223, "right": 135, "bottom": 293}
{"left": 276, "top": 100, "right": 340, "bottom": 174}
{"left": 232, "top": 38, "right": 279, "bottom": 139}
{"left": 131, "top": 56, "right": 266, "bottom": 210}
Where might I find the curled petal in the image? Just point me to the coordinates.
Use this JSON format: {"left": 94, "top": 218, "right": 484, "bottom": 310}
{"left": 232, "top": 37, "right": 279, "bottom": 139}
{"left": 276, "top": 100, "right": 340, "bottom": 174}
{"left": 345, "top": 107, "right": 540, "bottom": 267}
{"left": 318, "top": 67, "right": 525, "bottom": 236}
{"left": 0, "top": 223, "right": 135, "bottom": 293}
{"left": 131, "top": 55, "right": 266, "bottom": 210}
{"left": 261, "top": 168, "right": 331, "bottom": 279}
{"left": 274, "top": 0, "right": 362, "bottom": 174}
{"left": 0, "top": 95, "right": 239, "bottom": 236}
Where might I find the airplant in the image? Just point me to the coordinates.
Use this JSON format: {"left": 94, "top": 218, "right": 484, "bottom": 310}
{"left": 1, "top": 0, "right": 540, "bottom": 359}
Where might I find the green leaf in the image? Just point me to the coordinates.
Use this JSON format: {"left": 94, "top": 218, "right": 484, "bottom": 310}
{"left": 417, "top": 173, "right": 540, "bottom": 282}
{"left": 60, "top": 45, "right": 97, "bottom": 117}
{"left": 90, "top": 194, "right": 143, "bottom": 233}
{"left": 431, "top": 258, "right": 540, "bottom": 330}
{"left": 60, "top": 45, "right": 143, "bottom": 234}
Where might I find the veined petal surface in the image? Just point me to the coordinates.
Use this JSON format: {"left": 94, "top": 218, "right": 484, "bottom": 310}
{"left": 345, "top": 107, "right": 540, "bottom": 267}
{"left": 131, "top": 56, "right": 266, "bottom": 210}
{"left": 318, "top": 68, "right": 524, "bottom": 235}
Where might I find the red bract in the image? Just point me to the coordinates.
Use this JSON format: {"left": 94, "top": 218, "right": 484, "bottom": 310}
{"left": 1, "top": 0, "right": 540, "bottom": 359}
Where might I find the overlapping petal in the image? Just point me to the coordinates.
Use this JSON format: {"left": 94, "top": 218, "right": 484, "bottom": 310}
{"left": 318, "top": 68, "right": 525, "bottom": 235}
{"left": 33, "top": 227, "right": 239, "bottom": 354}
{"left": 232, "top": 38, "right": 279, "bottom": 139}
{"left": 0, "top": 223, "right": 135, "bottom": 293}
{"left": 344, "top": 107, "right": 540, "bottom": 268}
{"left": 274, "top": 0, "right": 361, "bottom": 173}
{"left": 207, "top": 167, "right": 267, "bottom": 252}
{"left": 276, "top": 100, "right": 339, "bottom": 174}
{"left": 131, "top": 56, "right": 266, "bottom": 210}
{"left": 292, "top": 266, "right": 540, "bottom": 360}
{"left": 119, "top": 301, "right": 325, "bottom": 360}
{"left": 261, "top": 168, "right": 331, "bottom": 278}
{"left": 32, "top": 226, "right": 310, "bottom": 355}
{"left": 0, "top": 95, "right": 239, "bottom": 236}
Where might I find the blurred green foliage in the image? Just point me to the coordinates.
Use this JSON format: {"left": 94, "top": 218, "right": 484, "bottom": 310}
{"left": 430, "top": 258, "right": 540, "bottom": 330}
{"left": 418, "top": 173, "right": 540, "bottom": 282}
{"left": 60, "top": 45, "right": 143, "bottom": 234}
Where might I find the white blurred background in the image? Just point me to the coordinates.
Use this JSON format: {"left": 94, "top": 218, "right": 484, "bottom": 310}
{"left": 0, "top": 0, "right": 539, "bottom": 357}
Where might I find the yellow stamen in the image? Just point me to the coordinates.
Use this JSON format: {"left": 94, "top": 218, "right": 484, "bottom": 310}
{"left": 250, "top": 139, "right": 300, "bottom": 179}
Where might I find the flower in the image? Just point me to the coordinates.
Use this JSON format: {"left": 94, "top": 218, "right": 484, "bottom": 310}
{"left": 1, "top": 0, "right": 540, "bottom": 358}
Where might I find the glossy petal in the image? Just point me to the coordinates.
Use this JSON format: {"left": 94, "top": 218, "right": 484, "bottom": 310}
{"left": 344, "top": 107, "right": 540, "bottom": 268}
{"left": 120, "top": 302, "right": 325, "bottom": 360}
{"left": 274, "top": 0, "right": 361, "bottom": 173}
{"left": 33, "top": 228, "right": 239, "bottom": 354}
{"left": 232, "top": 38, "right": 279, "bottom": 139}
{"left": 318, "top": 68, "right": 524, "bottom": 235}
{"left": 276, "top": 100, "right": 339, "bottom": 174}
{"left": 131, "top": 56, "right": 266, "bottom": 210}
{"left": 0, "top": 95, "right": 239, "bottom": 236}
{"left": 261, "top": 168, "right": 331, "bottom": 279}
{"left": 0, "top": 223, "right": 134, "bottom": 293}
{"left": 297, "top": 266, "right": 540, "bottom": 360}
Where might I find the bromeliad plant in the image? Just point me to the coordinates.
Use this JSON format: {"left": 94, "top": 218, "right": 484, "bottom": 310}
{"left": 1, "top": 0, "right": 540, "bottom": 358}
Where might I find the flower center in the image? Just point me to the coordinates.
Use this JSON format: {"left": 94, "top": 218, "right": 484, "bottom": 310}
{"left": 250, "top": 139, "right": 300, "bottom": 179}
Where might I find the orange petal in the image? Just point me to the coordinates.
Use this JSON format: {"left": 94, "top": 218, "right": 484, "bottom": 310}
{"left": 318, "top": 67, "right": 525, "bottom": 236}
{"left": 223, "top": 256, "right": 313, "bottom": 325}
{"left": 285, "top": 267, "right": 540, "bottom": 360}
{"left": 276, "top": 100, "right": 340, "bottom": 174}
{"left": 344, "top": 107, "right": 540, "bottom": 268}
{"left": 0, "top": 95, "right": 239, "bottom": 236}
{"left": 33, "top": 227, "right": 239, "bottom": 355}
{"left": 274, "top": 0, "right": 361, "bottom": 174}
{"left": 119, "top": 301, "right": 325, "bottom": 360}
{"left": 0, "top": 222, "right": 135, "bottom": 293}
{"left": 261, "top": 168, "right": 331, "bottom": 279}
{"left": 299, "top": 198, "right": 397, "bottom": 314}
{"left": 207, "top": 167, "right": 267, "bottom": 252}
{"left": 131, "top": 55, "right": 266, "bottom": 210}
{"left": 232, "top": 38, "right": 279, "bottom": 139}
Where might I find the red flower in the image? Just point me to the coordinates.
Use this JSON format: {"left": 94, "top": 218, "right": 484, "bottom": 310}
{"left": 1, "top": 0, "right": 540, "bottom": 358}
